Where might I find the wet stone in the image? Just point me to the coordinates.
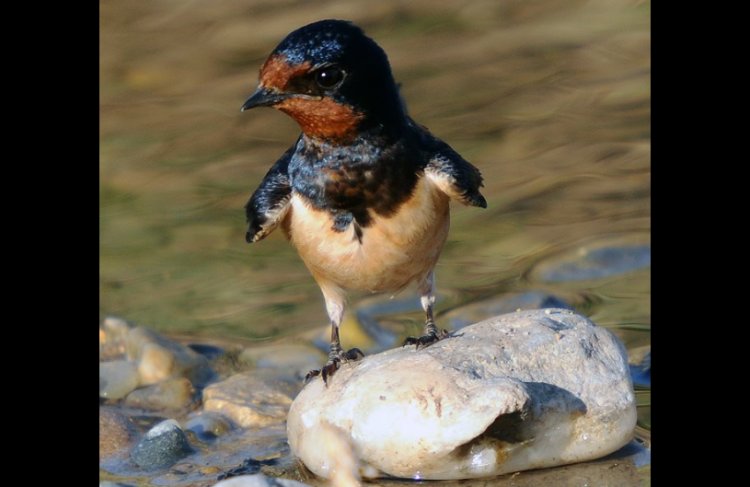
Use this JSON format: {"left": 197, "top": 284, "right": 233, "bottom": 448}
{"left": 184, "top": 411, "right": 234, "bottom": 441}
{"left": 100, "top": 360, "right": 140, "bottom": 400}
{"left": 124, "top": 377, "right": 195, "bottom": 411}
{"left": 287, "top": 309, "right": 636, "bottom": 480}
{"left": 100, "top": 482, "right": 135, "bottom": 487}
{"left": 629, "top": 346, "right": 651, "bottom": 388}
{"left": 533, "top": 244, "right": 651, "bottom": 282}
{"left": 212, "top": 473, "right": 312, "bottom": 487}
{"left": 239, "top": 344, "right": 325, "bottom": 381}
{"left": 441, "top": 291, "right": 572, "bottom": 330}
{"left": 188, "top": 343, "right": 226, "bottom": 360}
{"left": 130, "top": 419, "right": 192, "bottom": 470}
{"left": 126, "top": 326, "right": 213, "bottom": 386}
{"left": 101, "top": 317, "right": 132, "bottom": 360}
{"left": 203, "top": 372, "right": 293, "bottom": 428}
{"left": 100, "top": 407, "right": 137, "bottom": 459}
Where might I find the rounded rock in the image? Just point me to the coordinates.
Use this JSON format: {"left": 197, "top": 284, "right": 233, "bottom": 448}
{"left": 203, "top": 373, "right": 292, "bottom": 428}
{"left": 124, "top": 377, "right": 195, "bottom": 411}
{"left": 184, "top": 412, "right": 234, "bottom": 441}
{"left": 130, "top": 419, "right": 192, "bottom": 470}
{"left": 100, "top": 360, "right": 140, "bottom": 400}
{"left": 212, "top": 474, "right": 312, "bottom": 487}
{"left": 287, "top": 309, "right": 636, "bottom": 480}
{"left": 127, "top": 327, "right": 212, "bottom": 386}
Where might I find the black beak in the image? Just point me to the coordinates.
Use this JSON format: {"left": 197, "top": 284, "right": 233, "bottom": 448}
{"left": 240, "top": 87, "right": 288, "bottom": 112}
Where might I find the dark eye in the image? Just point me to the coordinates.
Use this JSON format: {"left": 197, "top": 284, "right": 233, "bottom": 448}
{"left": 315, "top": 67, "right": 345, "bottom": 89}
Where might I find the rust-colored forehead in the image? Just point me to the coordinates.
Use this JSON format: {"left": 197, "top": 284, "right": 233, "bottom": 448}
{"left": 259, "top": 54, "right": 312, "bottom": 90}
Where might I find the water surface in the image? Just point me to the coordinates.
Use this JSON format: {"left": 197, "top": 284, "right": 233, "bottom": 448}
{"left": 101, "top": 0, "right": 650, "bottom": 434}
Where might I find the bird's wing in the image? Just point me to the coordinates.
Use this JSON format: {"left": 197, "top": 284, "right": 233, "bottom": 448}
{"left": 417, "top": 122, "right": 487, "bottom": 208}
{"left": 244, "top": 142, "right": 295, "bottom": 243}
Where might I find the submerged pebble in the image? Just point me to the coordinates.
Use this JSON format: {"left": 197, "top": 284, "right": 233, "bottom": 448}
{"left": 100, "top": 360, "right": 140, "bottom": 400}
{"left": 124, "top": 377, "right": 195, "bottom": 411}
{"left": 532, "top": 244, "right": 651, "bottom": 282}
{"left": 203, "top": 372, "right": 293, "bottom": 428}
{"left": 184, "top": 411, "right": 234, "bottom": 441}
{"left": 287, "top": 309, "right": 636, "bottom": 480}
{"left": 629, "top": 346, "right": 651, "bottom": 388}
{"left": 239, "top": 343, "right": 325, "bottom": 381}
{"left": 130, "top": 419, "right": 192, "bottom": 470}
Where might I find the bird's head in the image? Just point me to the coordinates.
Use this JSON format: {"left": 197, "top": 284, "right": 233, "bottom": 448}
{"left": 241, "top": 19, "right": 405, "bottom": 143}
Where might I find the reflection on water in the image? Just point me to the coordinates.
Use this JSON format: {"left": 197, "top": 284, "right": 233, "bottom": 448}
{"left": 101, "top": 0, "right": 649, "bottom": 429}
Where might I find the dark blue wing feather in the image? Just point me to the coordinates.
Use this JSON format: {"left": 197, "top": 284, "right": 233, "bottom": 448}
{"left": 244, "top": 142, "right": 295, "bottom": 243}
{"left": 412, "top": 119, "right": 487, "bottom": 208}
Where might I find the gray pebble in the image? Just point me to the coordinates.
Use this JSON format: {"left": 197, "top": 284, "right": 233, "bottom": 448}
{"left": 533, "top": 244, "right": 650, "bottom": 282}
{"left": 184, "top": 412, "right": 234, "bottom": 441}
{"left": 130, "top": 419, "right": 192, "bottom": 470}
{"left": 100, "top": 360, "right": 139, "bottom": 400}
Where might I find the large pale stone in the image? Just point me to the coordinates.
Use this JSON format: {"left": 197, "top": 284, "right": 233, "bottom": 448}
{"left": 287, "top": 309, "right": 636, "bottom": 480}
{"left": 203, "top": 373, "right": 293, "bottom": 427}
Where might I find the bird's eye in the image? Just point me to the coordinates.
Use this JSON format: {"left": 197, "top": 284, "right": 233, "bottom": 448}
{"left": 315, "top": 67, "right": 345, "bottom": 89}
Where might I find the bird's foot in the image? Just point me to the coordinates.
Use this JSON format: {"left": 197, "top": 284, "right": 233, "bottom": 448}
{"left": 403, "top": 325, "right": 449, "bottom": 350}
{"left": 305, "top": 348, "right": 364, "bottom": 385}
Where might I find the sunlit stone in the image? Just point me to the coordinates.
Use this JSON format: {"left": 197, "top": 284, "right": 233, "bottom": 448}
{"left": 287, "top": 309, "right": 636, "bottom": 480}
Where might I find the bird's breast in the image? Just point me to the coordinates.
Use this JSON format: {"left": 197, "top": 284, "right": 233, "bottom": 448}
{"left": 284, "top": 175, "right": 450, "bottom": 293}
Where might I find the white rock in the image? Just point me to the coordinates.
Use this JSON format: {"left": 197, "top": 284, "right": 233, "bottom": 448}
{"left": 287, "top": 309, "right": 636, "bottom": 480}
{"left": 212, "top": 474, "right": 311, "bottom": 487}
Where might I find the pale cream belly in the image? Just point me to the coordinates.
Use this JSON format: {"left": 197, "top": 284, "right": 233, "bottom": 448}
{"left": 284, "top": 177, "right": 450, "bottom": 293}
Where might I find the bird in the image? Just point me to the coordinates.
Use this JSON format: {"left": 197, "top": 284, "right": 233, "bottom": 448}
{"left": 240, "top": 19, "right": 486, "bottom": 384}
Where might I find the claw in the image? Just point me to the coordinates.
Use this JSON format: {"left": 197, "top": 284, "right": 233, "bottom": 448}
{"left": 304, "top": 369, "right": 321, "bottom": 383}
{"left": 320, "top": 357, "right": 341, "bottom": 384}
{"left": 403, "top": 328, "right": 449, "bottom": 349}
{"left": 305, "top": 348, "right": 365, "bottom": 385}
{"left": 344, "top": 348, "right": 364, "bottom": 360}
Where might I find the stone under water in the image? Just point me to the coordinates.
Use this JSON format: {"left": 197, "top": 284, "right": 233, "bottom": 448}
{"left": 287, "top": 309, "right": 636, "bottom": 480}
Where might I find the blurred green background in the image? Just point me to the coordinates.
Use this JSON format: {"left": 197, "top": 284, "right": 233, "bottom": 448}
{"left": 100, "top": 0, "right": 649, "bottom": 361}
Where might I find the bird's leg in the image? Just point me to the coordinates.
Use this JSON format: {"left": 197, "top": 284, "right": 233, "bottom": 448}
{"left": 305, "top": 284, "right": 364, "bottom": 385}
{"left": 404, "top": 271, "right": 449, "bottom": 349}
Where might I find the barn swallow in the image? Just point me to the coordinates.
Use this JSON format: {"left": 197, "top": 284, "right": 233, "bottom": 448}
{"left": 241, "top": 19, "right": 486, "bottom": 384}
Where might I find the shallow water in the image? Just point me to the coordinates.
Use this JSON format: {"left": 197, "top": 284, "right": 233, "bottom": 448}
{"left": 101, "top": 0, "right": 649, "bottom": 482}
